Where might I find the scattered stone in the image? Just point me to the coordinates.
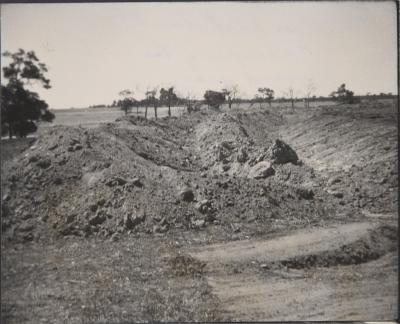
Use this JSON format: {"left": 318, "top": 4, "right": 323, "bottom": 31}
{"left": 65, "top": 214, "right": 76, "bottom": 224}
{"left": 28, "top": 155, "right": 39, "bottom": 163}
{"left": 248, "top": 161, "right": 275, "bottom": 179}
{"left": 110, "top": 233, "right": 119, "bottom": 242}
{"left": 159, "top": 217, "right": 169, "bottom": 226}
{"left": 88, "top": 211, "right": 106, "bottom": 226}
{"left": 195, "top": 199, "right": 211, "bottom": 213}
{"left": 179, "top": 188, "right": 194, "bottom": 202}
{"left": 327, "top": 177, "right": 341, "bottom": 186}
{"left": 226, "top": 200, "right": 234, "bottom": 207}
{"left": 131, "top": 178, "right": 143, "bottom": 187}
{"left": 89, "top": 204, "right": 98, "bottom": 213}
{"left": 327, "top": 189, "right": 344, "bottom": 198}
{"left": 153, "top": 224, "right": 168, "bottom": 233}
{"left": 237, "top": 147, "right": 248, "bottom": 163}
{"left": 265, "top": 139, "right": 298, "bottom": 165}
{"left": 296, "top": 187, "right": 314, "bottom": 200}
{"left": 231, "top": 223, "right": 241, "bottom": 233}
{"left": 378, "top": 178, "right": 387, "bottom": 185}
{"left": 333, "top": 192, "right": 344, "bottom": 199}
{"left": 53, "top": 177, "right": 63, "bottom": 185}
{"left": 192, "top": 219, "right": 205, "bottom": 228}
{"left": 124, "top": 213, "right": 145, "bottom": 230}
{"left": 18, "top": 221, "right": 35, "bottom": 233}
{"left": 106, "top": 177, "right": 127, "bottom": 187}
{"left": 37, "top": 159, "right": 51, "bottom": 169}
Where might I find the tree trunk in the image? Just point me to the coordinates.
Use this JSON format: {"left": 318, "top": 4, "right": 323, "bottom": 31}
{"left": 136, "top": 106, "right": 139, "bottom": 115}
{"left": 154, "top": 106, "right": 157, "bottom": 120}
{"left": 269, "top": 101, "right": 272, "bottom": 107}
{"left": 228, "top": 101, "right": 232, "bottom": 109}
{"left": 168, "top": 104, "right": 171, "bottom": 117}
{"left": 8, "top": 124, "right": 12, "bottom": 139}
{"left": 259, "top": 102, "right": 262, "bottom": 109}
{"left": 291, "top": 99, "right": 294, "bottom": 110}
{"left": 145, "top": 106, "right": 148, "bottom": 119}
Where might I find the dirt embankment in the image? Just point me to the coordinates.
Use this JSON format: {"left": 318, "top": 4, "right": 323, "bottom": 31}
{"left": 2, "top": 108, "right": 362, "bottom": 244}
{"left": 283, "top": 103, "right": 398, "bottom": 214}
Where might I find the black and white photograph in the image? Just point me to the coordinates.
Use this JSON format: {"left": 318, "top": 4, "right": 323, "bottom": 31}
{"left": 0, "top": 1, "right": 398, "bottom": 322}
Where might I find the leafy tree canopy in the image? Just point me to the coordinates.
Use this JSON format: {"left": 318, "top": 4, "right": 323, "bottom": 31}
{"left": 204, "top": 90, "right": 225, "bottom": 109}
{"left": 330, "top": 83, "right": 357, "bottom": 104}
{"left": 1, "top": 49, "right": 54, "bottom": 138}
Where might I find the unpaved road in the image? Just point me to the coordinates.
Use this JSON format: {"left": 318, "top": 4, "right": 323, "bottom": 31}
{"left": 187, "top": 221, "right": 398, "bottom": 320}
{"left": 190, "top": 222, "right": 375, "bottom": 264}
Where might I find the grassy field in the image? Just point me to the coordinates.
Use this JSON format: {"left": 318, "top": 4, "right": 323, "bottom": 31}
{"left": 42, "top": 98, "right": 396, "bottom": 129}
{"left": 46, "top": 106, "right": 189, "bottom": 128}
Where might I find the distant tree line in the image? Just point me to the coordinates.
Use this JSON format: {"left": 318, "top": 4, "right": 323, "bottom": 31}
{"left": 2, "top": 48, "right": 396, "bottom": 139}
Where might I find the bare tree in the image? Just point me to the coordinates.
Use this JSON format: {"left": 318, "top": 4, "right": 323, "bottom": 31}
{"left": 144, "top": 88, "right": 153, "bottom": 120}
{"left": 146, "top": 87, "right": 159, "bottom": 119}
{"left": 222, "top": 85, "right": 239, "bottom": 109}
{"left": 185, "top": 91, "right": 196, "bottom": 114}
{"left": 305, "top": 80, "right": 316, "bottom": 109}
{"left": 284, "top": 87, "right": 295, "bottom": 110}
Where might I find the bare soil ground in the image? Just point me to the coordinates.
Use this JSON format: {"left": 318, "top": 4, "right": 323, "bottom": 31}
{"left": 1, "top": 100, "right": 397, "bottom": 322}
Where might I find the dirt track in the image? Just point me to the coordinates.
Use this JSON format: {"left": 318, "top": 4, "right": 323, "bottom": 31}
{"left": 1, "top": 101, "right": 398, "bottom": 322}
{"left": 187, "top": 221, "right": 397, "bottom": 320}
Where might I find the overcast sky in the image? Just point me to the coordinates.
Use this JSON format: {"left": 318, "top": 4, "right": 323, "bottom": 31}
{"left": 1, "top": 2, "right": 397, "bottom": 109}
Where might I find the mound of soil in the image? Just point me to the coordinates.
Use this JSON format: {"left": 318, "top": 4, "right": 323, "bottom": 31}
{"left": 0, "top": 108, "right": 377, "bottom": 243}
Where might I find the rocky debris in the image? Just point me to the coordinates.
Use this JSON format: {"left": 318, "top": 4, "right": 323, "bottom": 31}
{"left": 105, "top": 177, "right": 127, "bottom": 187}
{"left": 179, "top": 188, "right": 195, "bottom": 202}
{"left": 37, "top": 159, "right": 52, "bottom": 169}
{"left": 327, "top": 189, "right": 344, "bottom": 199}
{"left": 192, "top": 219, "right": 206, "bottom": 229}
{"left": 195, "top": 199, "right": 212, "bottom": 214}
{"left": 296, "top": 187, "right": 314, "bottom": 200}
{"left": 88, "top": 211, "right": 106, "bottom": 226}
{"left": 48, "top": 143, "right": 58, "bottom": 150}
{"left": 265, "top": 139, "right": 298, "bottom": 165}
{"left": 28, "top": 155, "right": 39, "bottom": 163}
{"left": 236, "top": 147, "right": 248, "bottom": 163}
{"left": 67, "top": 139, "right": 83, "bottom": 152}
{"left": 153, "top": 224, "right": 169, "bottom": 234}
{"left": 327, "top": 177, "right": 341, "bottom": 186}
{"left": 131, "top": 177, "right": 143, "bottom": 188}
{"left": 124, "top": 212, "right": 145, "bottom": 230}
{"left": 215, "top": 144, "right": 231, "bottom": 162}
{"left": 18, "top": 221, "right": 35, "bottom": 233}
{"left": 248, "top": 161, "right": 275, "bottom": 179}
